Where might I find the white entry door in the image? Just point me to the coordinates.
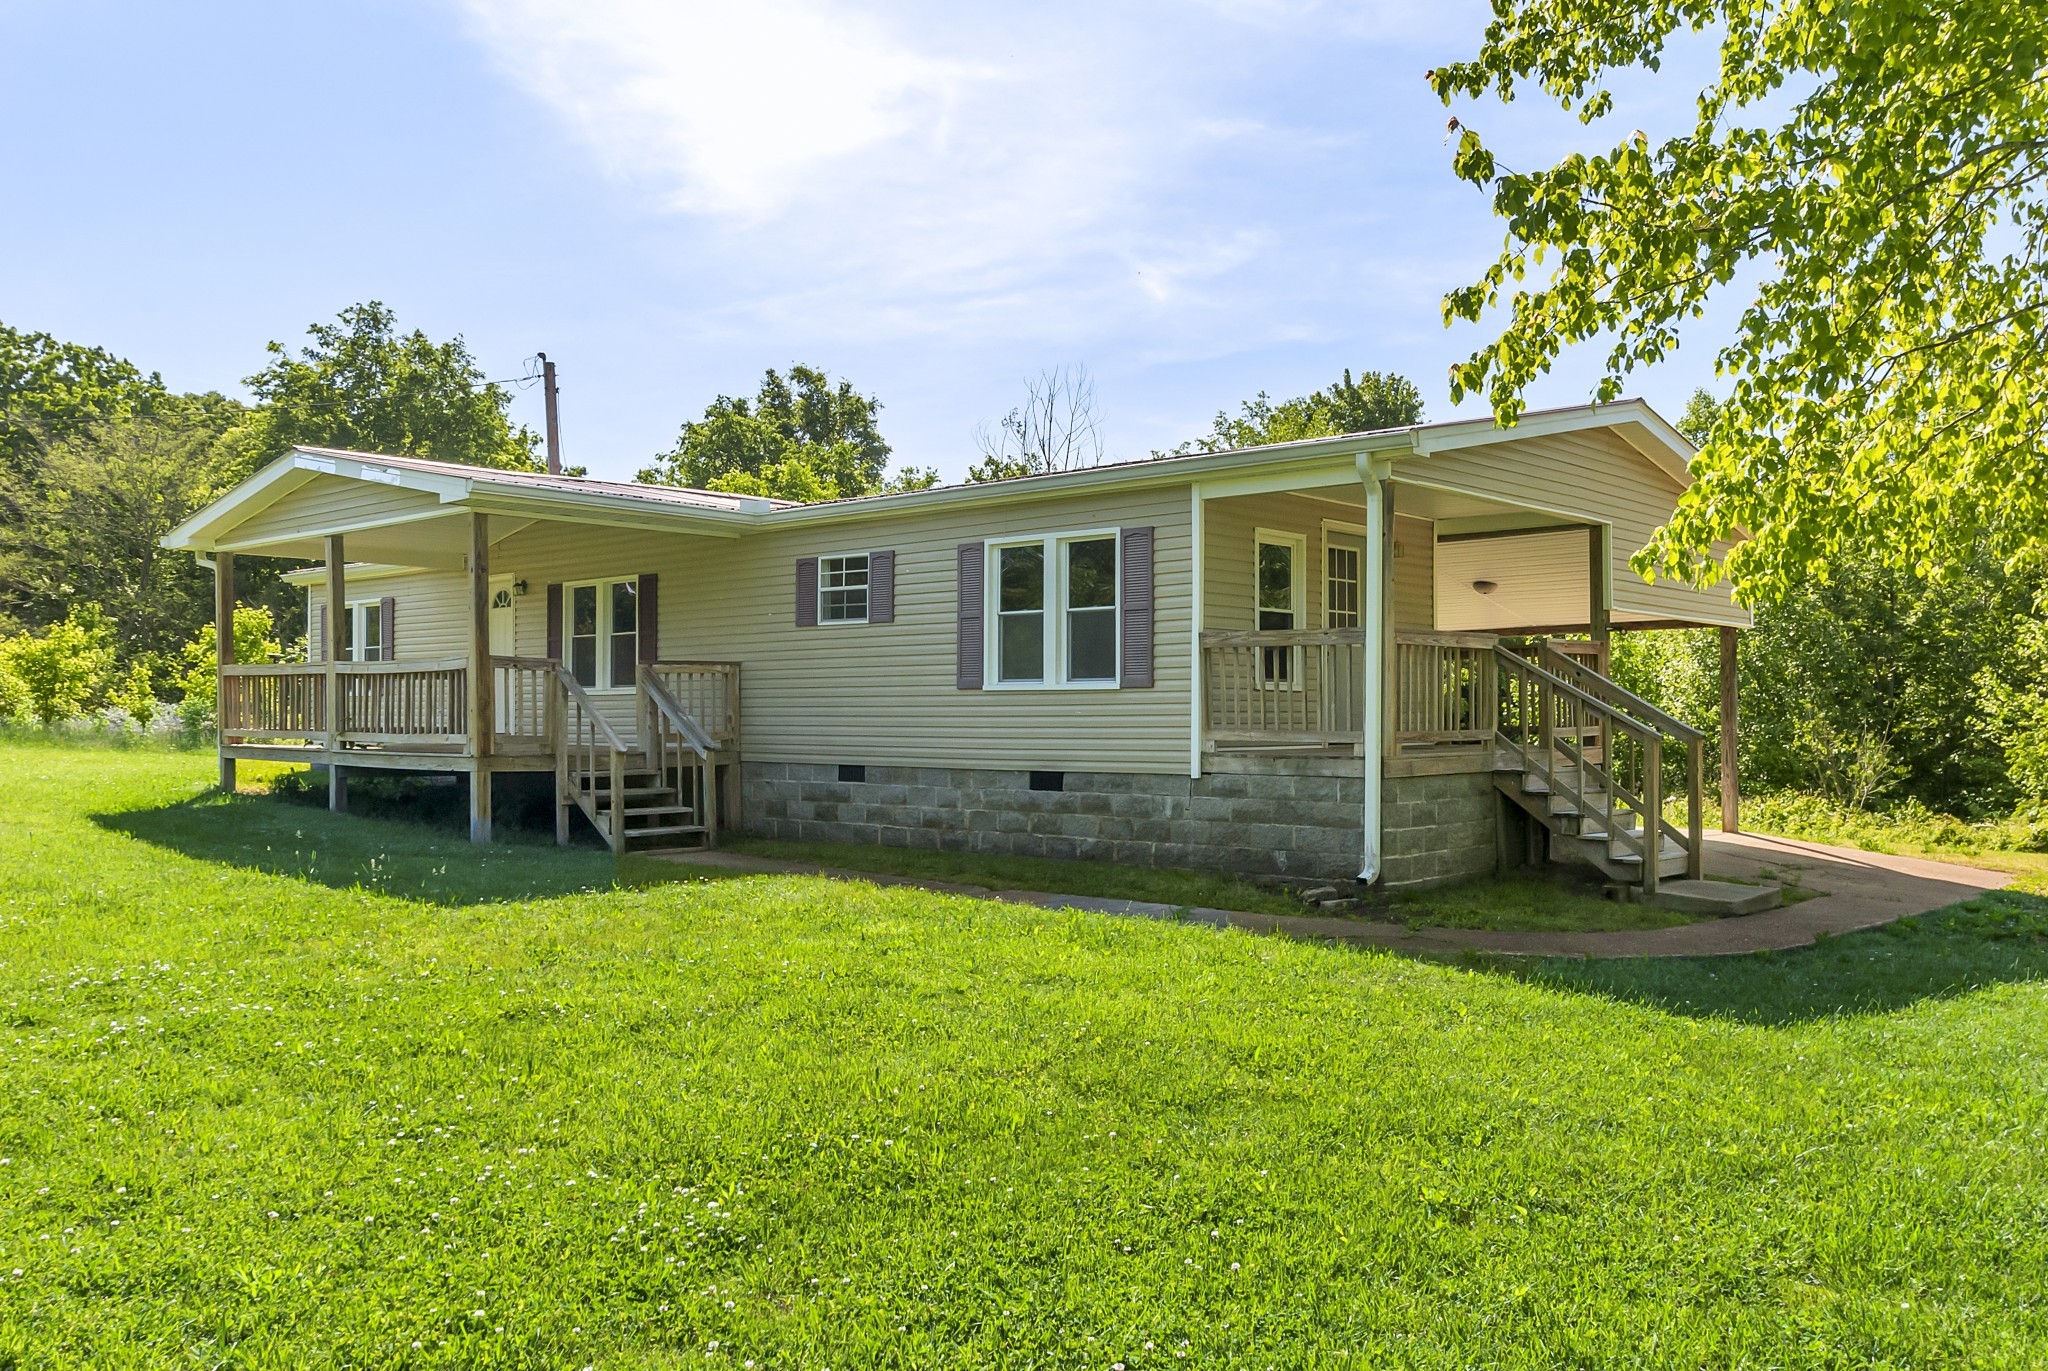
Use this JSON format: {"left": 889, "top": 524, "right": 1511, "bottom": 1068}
{"left": 488, "top": 576, "right": 516, "bottom": 656}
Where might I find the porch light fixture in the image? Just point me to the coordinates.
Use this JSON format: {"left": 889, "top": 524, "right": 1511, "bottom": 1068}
{"left": 1472, "top": 579, "right": 1499, "bottom": 595}
{"left": 513, "top": 579, "right": 529, "bottom": 596}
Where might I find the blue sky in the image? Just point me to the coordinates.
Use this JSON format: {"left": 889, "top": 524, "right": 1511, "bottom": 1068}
{"left": 2, "top": 0, "right": 1725, "bottom": 483}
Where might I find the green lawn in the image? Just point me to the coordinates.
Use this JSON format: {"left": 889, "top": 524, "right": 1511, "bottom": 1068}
{"left": 4, "top": 743, "right": 2047, "bottom": 1368}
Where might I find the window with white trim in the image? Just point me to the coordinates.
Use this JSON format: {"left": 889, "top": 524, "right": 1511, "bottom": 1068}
{"left": 989, "top": 531, "right": 1120, "bottom": 687}
{"left": 566, "top": 577, "right": 638, "bottom": 690}
{"left": 1256, "top": 530, "right": 1304, "bottom": 686}
{"left": 340, "top": 600, "right": 383, "bottom": 662}
{"left": 818, "top": 553, "right": 870, "bottom": 624}
{"left": 1325, "top": 543, "right": 1361, "bottom": 629}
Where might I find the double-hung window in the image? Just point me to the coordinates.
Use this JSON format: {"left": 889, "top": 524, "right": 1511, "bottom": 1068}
{"left": 990, "top": 532, "right": 1120, "bottom": 687}
{"left": 818, "top": 553, "right": 870, "bottom": 624}
{"left": 566, "top": 577, "right": 638, "bottom": 690}
{"left": 1256, "top": 531, "right": 1304, "bottom": 686}
{"left": 340, "top": 600, "right": 383, "bottom": 662}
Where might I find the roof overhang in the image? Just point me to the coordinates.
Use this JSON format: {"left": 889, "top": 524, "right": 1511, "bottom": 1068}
{"left": 162, "top": 401, "right": 1700, "bottom": 556}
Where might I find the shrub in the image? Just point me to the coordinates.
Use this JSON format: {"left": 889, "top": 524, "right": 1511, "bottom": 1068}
{"left": 176, "top": 606, "right": 284, "bottom": 729}
{"left": 0, "top": 608, "right": 117, "bottom": 724}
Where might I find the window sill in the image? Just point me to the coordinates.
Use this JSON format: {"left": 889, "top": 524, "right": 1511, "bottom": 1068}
{"left": 984, "top": 680, "right": 1123, "bottom": 693}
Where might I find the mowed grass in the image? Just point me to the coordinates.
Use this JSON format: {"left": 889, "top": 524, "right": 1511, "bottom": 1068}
{"left": 0, "top": 746, "right": 2045, "bottom": 1368}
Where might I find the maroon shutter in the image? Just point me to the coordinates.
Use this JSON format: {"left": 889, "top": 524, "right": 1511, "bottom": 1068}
{"left": 310, "top": 605, "right": 325, "bottom": 664}
{"left": 546, "top": 583, "right": 563, "bottom": 662}
{"left": 956, "top": 542, "right": 984, "bottom": 689}
{"left": 379, "top": 596, "right": 396, "bottom": 661}
{"left": 795, "top": 556, "right": 819, "bottom": 627}
{"left": 638, "top": 573, "right": 659, "bottom": 662}
{"left": 869, "top": 550, "right": 895, "bottom": 624}
{"left": 1120, "top": 526, "right": 1154, "bottom": 688}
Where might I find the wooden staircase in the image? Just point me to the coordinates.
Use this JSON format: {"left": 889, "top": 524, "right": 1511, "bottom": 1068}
{"left": 552, "top": 664, "right": 721, "bottom": 858}
{"left": 1490, "top": 641, "right": 1706, "bottom": 897}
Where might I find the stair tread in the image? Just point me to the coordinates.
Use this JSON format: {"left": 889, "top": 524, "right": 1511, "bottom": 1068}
{"left": 626, "top": 824, "right": 709, "bottom": 838}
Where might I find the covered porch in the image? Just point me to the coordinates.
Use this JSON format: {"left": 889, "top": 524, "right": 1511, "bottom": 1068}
{"left": 191, "top": 454, "right": 745, "bottom": 855}
{"left": 1191, "top": 462, "right": 1746, "bottom": 896}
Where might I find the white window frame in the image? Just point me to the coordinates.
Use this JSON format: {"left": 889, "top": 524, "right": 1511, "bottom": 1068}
{"left": 342, "top": 599, "right": 384, "bottom": 663}
{"left": 984, "top": 528, "right": 1122, "bottom": 691}
{"left": 816, "top": 551, "right": 872, "bottom": 626}
{"left": 563, "top": 576, "right": 640, "bottom": 692}
{"left": 1321, "top": 518, "right": 1369, "bottom": 632}
{"left": 1255, "top": 528, "right": 1306, "bottom": 690}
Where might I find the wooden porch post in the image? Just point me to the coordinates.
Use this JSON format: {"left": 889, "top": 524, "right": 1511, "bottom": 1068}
{"left": 324, "top": 535, "right": 347, "bottom": 811}
{"left": 1719, "top": 625, "right": 1740, "bottom": 832}
{"left": 468, "top": 513, "right": 495, "bottom": 844}
{"left": 215, "top": 552, "right": 236, "bottom": 793}
{"left": 1587, "top": 525, "right": 1611, "bottom": 670}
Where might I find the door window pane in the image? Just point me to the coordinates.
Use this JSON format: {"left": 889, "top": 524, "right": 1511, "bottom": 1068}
{"left": 1326, "top": 545, "right": 1361, "bottom": 629}
{"left": 570, "top": 584, "right": 598, "bottom": 687}
{"left": 1065, "top": 538, "right": 1117, "bottom": 680}
{"left": 997, "top": 544, "right": 1045, "bottom": 682}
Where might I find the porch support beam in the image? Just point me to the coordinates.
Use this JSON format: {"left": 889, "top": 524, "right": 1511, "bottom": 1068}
{"left": 1588, "top": 525, "right": 1611, "bottom": 673}
{"left": 215, "top": 552, "right": 236, "bottom": 793}
{"left": 468, "top": 513, "right": 494, "bottom": 844}
{"left": 324, "top": 535, "right": 346, "bottom": 792}
{"left": 1356, "top": 453, "right": 1393, "bottom": 884}
{"left": 1719, "top": 625, "right": 1740, "bottom": 832}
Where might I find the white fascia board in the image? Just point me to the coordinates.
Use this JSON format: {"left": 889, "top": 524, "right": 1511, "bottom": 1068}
{"left": 461, "top": 490, "right": 747, "bottom": 538}
{"left": 162, "top": 458, "right": 318, "bottom": 550}
{"left": 1405, "top": 400, "right": 1697, "bottom": 488}
{"left": 281, "top": 562, "right": 420, "bottom": 586}
{"left": 769, "top": 432, "right": 1415, "bottom": 529}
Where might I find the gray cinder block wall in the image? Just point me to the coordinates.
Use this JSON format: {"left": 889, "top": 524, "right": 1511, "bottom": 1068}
{"left": 739, "top": 755, "right": 1497, "bottom": 889}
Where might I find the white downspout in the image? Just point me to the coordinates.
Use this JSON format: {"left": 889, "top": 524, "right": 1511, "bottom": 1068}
{"left": 1356, "top": 454, "right": 1393, "bottom": 884}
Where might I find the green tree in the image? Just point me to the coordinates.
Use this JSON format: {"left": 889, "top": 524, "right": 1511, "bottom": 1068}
{"left": 0, "top": 400, "right": 250, "bottom": 653}
{"left": 1163, "top": 369, "right": 1422, "bottom": 455}
{"left": 0, "top": 607, "right": 117, "bottom": 723}
{"left": 1432, "top": 3, "right": 2048, "bottom": 597}
{"left": 176, "top": 606, "right": 283, "bottom": 731}
{"left": 0, "top": 321, "right": 166, "bottom": 478}
{"left": 639, "top": 365, "right": 936, "bottom": 500}
{"left": 244, "top": 302, "right": 541, "bottom": 471}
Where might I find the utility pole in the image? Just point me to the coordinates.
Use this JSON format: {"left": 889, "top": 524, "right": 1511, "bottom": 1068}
{"left": 539, "top": 352, "right": 562, "bottom": 475}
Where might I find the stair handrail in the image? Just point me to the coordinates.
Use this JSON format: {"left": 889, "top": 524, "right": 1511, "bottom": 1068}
{"left": 1536, "top": 641, "right": 1705, "bottom": 743}
{"left": 553, "top": 665, "right": 630, "bottom": 854}
{"left": 639, "top": 669, "right": 714, "bottom": 757}
{"left": 1493, "top": 645, "right": 1669, "bottom": 890}
{"left": 1536, "top": 640, "right": 1706, "bottom": 880}
{"left": 636, "top": 665, "right": 719, "bottom": 848}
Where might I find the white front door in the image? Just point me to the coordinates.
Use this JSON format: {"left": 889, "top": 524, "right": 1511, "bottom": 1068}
{"left": 489, "top": 576, "right": 516, "bottom": 656}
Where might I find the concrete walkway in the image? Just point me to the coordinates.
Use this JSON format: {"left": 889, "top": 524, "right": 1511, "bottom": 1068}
{"left": 653, "top": 831, "right": 2013, "bottom": 960}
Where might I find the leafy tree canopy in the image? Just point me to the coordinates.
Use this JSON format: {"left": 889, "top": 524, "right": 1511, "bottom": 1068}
{"left": 245, "top": 302, "right": 541, "bottom": 471}
{"left": 1431, "top": 2, "right": 2048, "bottom": 599}
{"left": 638, "top": 365, "right": 936, "bottom": 501}
{"left": 1163, "top": 369, "right": 1422, "bottom": 455}
{"left": 0, "top": 321, "right": 166, "bottom": 476}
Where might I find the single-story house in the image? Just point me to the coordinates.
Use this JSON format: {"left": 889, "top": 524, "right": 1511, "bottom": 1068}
{"left": 162, "top": 400, "right": 1748, "bottom": 894}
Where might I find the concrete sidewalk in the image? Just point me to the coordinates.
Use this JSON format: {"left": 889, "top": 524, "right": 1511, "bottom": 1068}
{"left": 651, "top": 831, "right": 2014, "bottom": 960}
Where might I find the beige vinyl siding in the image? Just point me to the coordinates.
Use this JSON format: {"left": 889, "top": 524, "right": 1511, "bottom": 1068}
{"left": 1400, "top": 428, "right": 1750, "bottom": 627}
{"left": 224, "top": 474, "right": 443, "bottom": 547}
{"left": 1435, "top": 530, "right": 1589, "bottom": 631}
{"left": 492, "top": 485, "right": 1195, "bottom": 773}
{"left": 302, "top": 569, "right": 470, "bottom": 664}
{"left": 1392, "top": 514, "right": 1434, "bottom": 630}
{"left": 1203, "top": 493, "right": 1329, "bottom": 630}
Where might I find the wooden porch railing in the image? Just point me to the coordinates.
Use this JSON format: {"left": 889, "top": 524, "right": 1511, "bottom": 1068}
{"left": 219, "top": 664, "right": 327, "bottom": 738}
{"left": 1200, "top": 629, "right": 1366, "bottom": 748}
{"left": 335, "top": 658, "right": 467, "bottom": 744}
{"left": 647, "top": 661, "right": 741, "bottom": 748}
{"left": 640, "top": 666, "right": 719, "bottom": 847}
{"left": 1393, "top": 632, "right": 1498, "bottom": 745}
{"left": 492, "top": 656, "right": 556, "bottom": 753}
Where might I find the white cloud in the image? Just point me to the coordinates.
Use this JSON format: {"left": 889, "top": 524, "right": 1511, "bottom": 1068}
{"left": 456, "top": 0, "right": 984, "bottom": 218}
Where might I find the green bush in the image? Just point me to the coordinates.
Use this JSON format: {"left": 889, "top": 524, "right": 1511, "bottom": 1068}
{"left": 0, "top": 607, "right": 116, "bottom": 723}
{"left": 175, "top": 605, "right": 284, "bottom": 728}
{"left": 1744, "top": 790, "right": 2048, "bottom": 855}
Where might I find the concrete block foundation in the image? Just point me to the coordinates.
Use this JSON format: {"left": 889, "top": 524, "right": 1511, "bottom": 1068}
{"left": 740, "top": 754, "right": 1500, "bottom": 890}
